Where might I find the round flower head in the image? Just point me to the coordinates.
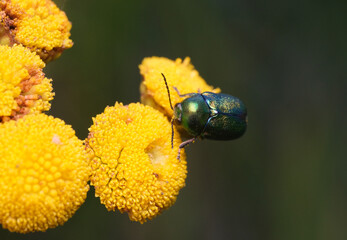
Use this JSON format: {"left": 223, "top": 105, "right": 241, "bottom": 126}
{"left": 0, "top": 0, "right": 73, "bottom": 61}
{"left": 139, "top": 57, "right": 221, "bottom": 116}
{"left": 0, "top": 44, "right": 54, "bottom": 123}
{"left": 0, "top": 114, "right": 90, "bottom": 233}
{"left": 86, "top": 102, "right": 187, "bottom": 223}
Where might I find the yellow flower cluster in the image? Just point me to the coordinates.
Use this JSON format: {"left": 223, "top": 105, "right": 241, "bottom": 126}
{"left": 0, "top": 114, "right": 90, "bottom": 233}
{"left": 140, "top": 56, "right": 220, "bottom": 116}
{"left": 0, "top": 44, "right": 54, "bottom": 122}
{"left": 0, "top": 0, "right": 73, "bottom": 61}
{"left": 86, "top": 103, "right": 187, "bottom": 223}
{"left": 0, "top": 2, "right": 90, "bottom": 233}
{"left": 0, "top": 0, "right": 213, "bottom": 228}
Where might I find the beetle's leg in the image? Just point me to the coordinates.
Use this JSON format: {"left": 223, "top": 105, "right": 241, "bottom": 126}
{"left": 173, "top": 86, "right": 196, "bottom": 98}
{"left": 177, "top": 137, "right": 196, "bottom": 161}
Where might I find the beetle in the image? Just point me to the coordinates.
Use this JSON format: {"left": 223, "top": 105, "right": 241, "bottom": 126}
{"left": 161, "top": 73, "right": 247, "bottom": 159}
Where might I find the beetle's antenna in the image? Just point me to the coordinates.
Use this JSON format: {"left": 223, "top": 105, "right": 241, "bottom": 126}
{"left": 161, "top": 73, "right": 175, "bottom": 149}
{"left": 171, "top": 118, "right": 174, "bottom": 149}
{"left": 161, "top": 73, "right": 173, "bottom": 110}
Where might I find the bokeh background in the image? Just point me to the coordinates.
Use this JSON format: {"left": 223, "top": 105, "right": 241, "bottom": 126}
{"left": 1, "top": 0, "right": 346, "bottom": 239}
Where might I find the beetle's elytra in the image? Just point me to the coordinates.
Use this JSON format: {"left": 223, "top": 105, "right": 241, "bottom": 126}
{"left": 161, "top": 73, "right": 247, "bottom": 159}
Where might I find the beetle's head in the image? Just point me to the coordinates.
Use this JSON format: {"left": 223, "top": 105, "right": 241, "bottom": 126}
{"left": 173, "top": 103, "right": 182, "bottom": 123}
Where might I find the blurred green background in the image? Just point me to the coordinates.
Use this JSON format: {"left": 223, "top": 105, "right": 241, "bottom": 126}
{"left": 1, "top": 0, "right": 346, "bottom": 239}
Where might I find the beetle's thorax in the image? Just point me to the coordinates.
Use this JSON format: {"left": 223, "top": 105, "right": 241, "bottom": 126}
{"left": 175, "top": 95, "right": 211, "bottom": 137}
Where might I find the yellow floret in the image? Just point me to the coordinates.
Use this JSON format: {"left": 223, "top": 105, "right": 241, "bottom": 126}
{"left": 86, "top": 102, "right": 187, "bottom": 223}
{"left": 0, "top": 0, "right": 73, "bottom": 61}
{"left": 0, "top": 44, "right": 54, "bottom": 122}
{"left": 139, "top": 57, "right": 221, "bottom": 116}
{"left": 0, "top": 114, "right": 90, "bottom": 233}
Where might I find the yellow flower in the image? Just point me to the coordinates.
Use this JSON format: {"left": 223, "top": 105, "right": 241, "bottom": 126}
{"left": 0, "top": 114, "right": 90, "bottom": 233}
{"left": 0, "top": 0, "right": 73, "bottom": 62}
{"left": 0, "top": 44, "right": 54, "bottom": 123}
{"left": 85, "top": 102, "right": 187, "bottom": 223}
{"left": 139, "top": 56, "right": 221, "bottom": 117}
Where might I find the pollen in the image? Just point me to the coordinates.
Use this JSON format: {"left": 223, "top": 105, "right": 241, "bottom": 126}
{"left": 0, "top": 0, "right": 73, "bottom": 62}
{"left": 0, "top": 44, "right": 54, "bottom": 123}
{"left": 85, "top": 102, "right": 187, "bottom": 223}
{"left": 139, "top": 56, "right": 221, "bottom": 116}
{"left": 0, "top": 114, "right": 90, "bottom": 233}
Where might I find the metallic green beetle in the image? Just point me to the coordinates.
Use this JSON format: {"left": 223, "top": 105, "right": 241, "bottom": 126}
{"left": 162, "top": 73, "right": 247, "bottom": 159}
